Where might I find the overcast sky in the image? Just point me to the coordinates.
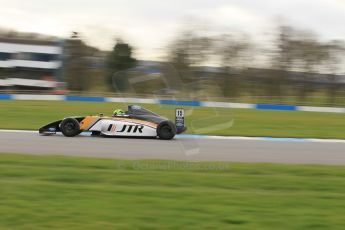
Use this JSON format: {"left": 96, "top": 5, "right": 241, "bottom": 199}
{"left": 0, "top": 0, "right": 344, "bottom": 60}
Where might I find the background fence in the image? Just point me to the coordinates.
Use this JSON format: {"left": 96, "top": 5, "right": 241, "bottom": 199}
{"left": 1, "top": 93, "right": 344, "bottom": 113}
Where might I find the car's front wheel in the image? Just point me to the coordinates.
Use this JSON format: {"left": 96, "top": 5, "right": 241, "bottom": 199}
{"left": 60, "top": 118, "right": 81, "bottom": 137}
{"left": 157, "top": 121, "right": 176, "bottom": 140}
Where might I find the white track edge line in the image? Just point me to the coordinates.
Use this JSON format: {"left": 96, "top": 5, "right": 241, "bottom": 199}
{"left": 1, "top": 129, "right": 345, "bottom": 143}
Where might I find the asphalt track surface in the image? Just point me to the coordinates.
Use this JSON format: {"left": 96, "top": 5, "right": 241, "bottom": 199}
{"left": 1, "top": 130, "right": 345, "bottom": 165}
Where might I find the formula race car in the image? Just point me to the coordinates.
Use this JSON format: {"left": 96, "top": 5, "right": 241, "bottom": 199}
{"left": 39, "top": 105, "right": 186, "bottom": 140}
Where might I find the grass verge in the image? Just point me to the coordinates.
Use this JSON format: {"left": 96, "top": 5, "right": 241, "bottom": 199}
{"left": 0, "top": 100, "right": 344, "bottom": 139}
{"left": 0, "top": 153, "right": 345, "bottom": 229}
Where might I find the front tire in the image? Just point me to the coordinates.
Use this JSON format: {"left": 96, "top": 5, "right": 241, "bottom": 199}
{"left": 157, "top": 121, "right": 176, "bottom": 140}
{"left": 60, "top": 118, "right": 81, "bottom": 137}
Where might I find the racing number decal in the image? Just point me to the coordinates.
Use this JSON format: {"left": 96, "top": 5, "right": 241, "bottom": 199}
{"left": 175, "top": 108, "right": 185, "bottom": 129}
{"left": 176, "top": 108, "right": 184, "bottom": 118}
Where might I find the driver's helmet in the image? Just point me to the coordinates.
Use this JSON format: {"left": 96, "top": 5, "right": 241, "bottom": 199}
{"left": 113, "top": 109, "right": 125, "bottom": 116}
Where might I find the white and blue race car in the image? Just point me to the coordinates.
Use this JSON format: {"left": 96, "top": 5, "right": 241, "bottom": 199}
{"left": 39, "top": 105, "right": 186, "bottom": 140}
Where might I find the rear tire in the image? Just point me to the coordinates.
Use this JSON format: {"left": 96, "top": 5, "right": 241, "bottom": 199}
{"left": 60, "top": 118, "right": 81, "bottom": 137}
{"left": 157, "top": 121, "right": 176, "bottom": 140}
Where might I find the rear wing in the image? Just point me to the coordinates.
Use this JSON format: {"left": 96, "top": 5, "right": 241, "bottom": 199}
{"left": 175, "top": 108, "right": 186, "bottom": 134}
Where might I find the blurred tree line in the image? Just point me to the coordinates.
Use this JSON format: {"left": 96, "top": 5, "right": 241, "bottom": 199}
{"left": 62, "top": 34, "right": 138, "bottom": 93}
{"left": 106, "top": 39, "right": 136, "bottom": 92}
{"left": 63, "top": 25, "right": 345, "bottom": 105}
{"left": 64, "top": 34, "right": 89, "bottom": 91}
{"left": 166, "top": 25, "right": 345, "bottom": 103}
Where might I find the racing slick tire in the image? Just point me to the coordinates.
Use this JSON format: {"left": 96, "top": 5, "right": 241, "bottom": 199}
{"left": 157, "top": 121, "right": 177, "bottom": 140}
{"left": 60, "top": 118, "right": 81, "bottom": 137}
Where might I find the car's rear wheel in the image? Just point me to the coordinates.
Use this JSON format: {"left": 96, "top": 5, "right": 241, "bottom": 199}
{"left": 157, "top": 121, "right": 176, "bottom": 140}
{"left": 60, "top": 118, "right": 81, "bottom": 137}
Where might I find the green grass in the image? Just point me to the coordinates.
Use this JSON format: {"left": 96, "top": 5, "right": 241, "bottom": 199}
{"left": 0, "top": 153, "right": 345, "bottom": 229}
{"left": 0, "top": 100, "right": 344, "bottom": 139}
{"left": 219, "top": 94, "right": 345, "bottom": 107}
